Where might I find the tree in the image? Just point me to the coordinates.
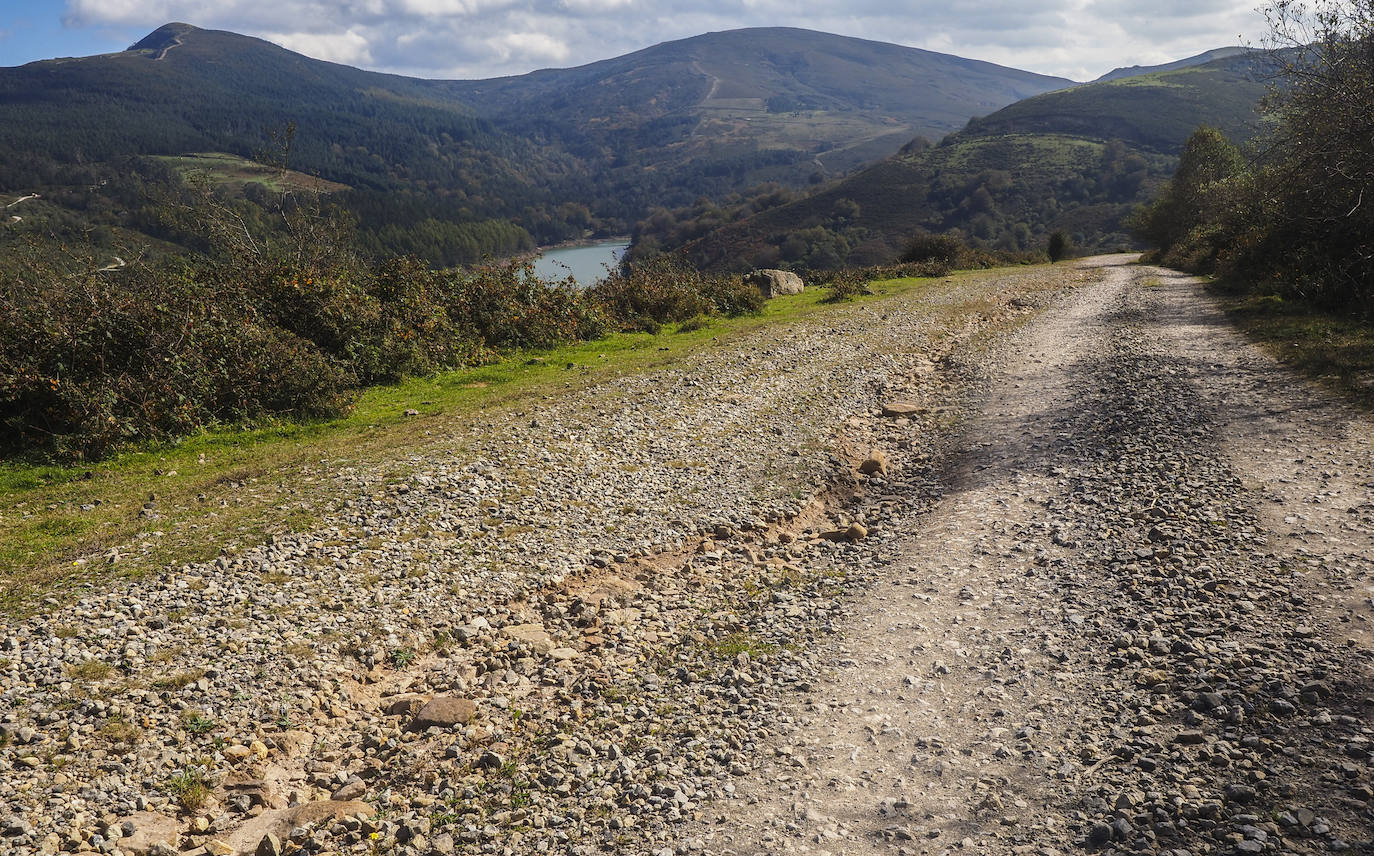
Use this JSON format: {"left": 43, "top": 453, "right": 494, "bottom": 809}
{"left": 1047, "top": 231, "right": 1070, "bottom": 262}
{"left": 1128, "top": 126, "right": 1246, "bottom": 268}
{"left": 1229, "top": 0, "right": 1374, "bottom": 303}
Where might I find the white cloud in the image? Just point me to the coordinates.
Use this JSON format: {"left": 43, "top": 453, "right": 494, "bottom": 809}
{"left": 265, "top": 27, "right": 375, "bottom": 65}
{"left": 57, "top": 0, "right": 1271, "bottom": 81}
{"left": 557, "top": 0, "right": 637, "bottom": 13}
{"left": 487, "top": 31, "right": 572, "bottom": 64}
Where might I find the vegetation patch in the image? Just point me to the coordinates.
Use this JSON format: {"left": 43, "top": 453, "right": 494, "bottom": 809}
{"left": 66, "top": 659, "right": 115, "bottom": 682}
{"left": 1132, "top": 2, "right": 1374, "bottom": 316}
{"left": 1211, "top": 285, "right": 1374, "bottom": 409}
{"left": 163, "top": 767, "right": 211, "bottom": 812}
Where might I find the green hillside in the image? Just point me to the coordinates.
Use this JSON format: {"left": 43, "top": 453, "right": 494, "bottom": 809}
{"left": 0, "top": 23, "right": 1074, "bottom": 262}
{"left": 445, "top": 27, "right": 1073, "bottom": 180}
{"left": 666, "top": 51, "right": 1276, "bottom": 270}
{"left": 963, "top": 51, "right": 1274, "bottom": 152}
{"left": 1093, "top": 47, "right": 1252, "bottom": 83}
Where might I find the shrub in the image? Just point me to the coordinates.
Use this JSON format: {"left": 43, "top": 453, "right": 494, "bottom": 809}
{"left": 164, "top": 767, "right": 210, "bottom": 812}
{"left": 900, "top": 231, "right": 965, "bottom": 265}
{"left": 589, "top": 255, "right": 762, "bottom": 330}
{"left": 0, "top": 211, "right": 616, "bottom": 460}
{"left": 442, "top": 259, "right": 610, "bottom": 351}
{"left": 818, "top": 268, "right": 872, "bottom": 302}
{"left": 0, "top": 193, "right": 765, "bottom": 462}
{"left": 676, "top": 315, "right": 711, "bottom": 333}
{"left": 0, "top": 240, "right": 354, "bottom": 461}
{"left": 1047, "top": 231, "right": 1070, "bottom": 262}
{"left": 590, "top": 255, "right": 714, "bottom": 329}
{"left": 696, "top": 275, "right": 766, "bottom": 317}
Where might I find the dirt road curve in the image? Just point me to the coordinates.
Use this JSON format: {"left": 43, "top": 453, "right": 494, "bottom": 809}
{"left": 699, "top": 257, "right": 1374, "bottom": 855}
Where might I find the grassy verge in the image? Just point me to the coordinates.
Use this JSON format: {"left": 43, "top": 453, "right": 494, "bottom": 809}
{"left": 2, "top": 271, "right": 980, "bottom": 614}
{"left": 1209, "top": 284, "right": 1374, "bottom": 409}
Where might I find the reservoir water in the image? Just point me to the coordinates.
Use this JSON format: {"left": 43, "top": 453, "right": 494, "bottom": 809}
{"left": 532, "top": 239, "right": 629, "bottom": 287}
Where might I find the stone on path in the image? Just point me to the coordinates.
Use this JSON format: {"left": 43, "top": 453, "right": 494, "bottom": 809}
{"left": 881, "top": 401, "right": 922, "bottom": 418}
{"left": 857, "top": 450, "right": 887, "bottom": 476}
{"left": 406, "top": 697, "right": 477, "bottom": 731}
{"left": 501, "top": 623, "right": 556, "bottom": 654}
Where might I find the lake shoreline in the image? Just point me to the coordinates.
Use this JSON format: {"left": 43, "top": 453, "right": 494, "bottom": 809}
{"left": 531, "top": 236, "right": 632, "bottom": 287}
{"left": 532, "top": 234, "right": 632, "bottom": 254}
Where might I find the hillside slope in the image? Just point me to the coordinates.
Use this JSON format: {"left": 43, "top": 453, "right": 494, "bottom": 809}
{"left": 1093, "top": 46, "right": 1252, "bottom": 83}
{"left": 0, "top": 23, "right": 1074, "bottom": 254}
{"left": 672, "top": 50, "right": 1276, "bottom": 270}
{"left": 445, "top": 27, "right": 1073, "bottom": 177}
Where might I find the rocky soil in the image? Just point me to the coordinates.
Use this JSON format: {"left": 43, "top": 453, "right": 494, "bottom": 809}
{"left": 2, "top": 258, "right": 1370, "bottom": 856}
{"left": 697, "top": 260, "right": 1374, "bottom": 856}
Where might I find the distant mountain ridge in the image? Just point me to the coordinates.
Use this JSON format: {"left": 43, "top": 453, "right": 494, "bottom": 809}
{"left": 1093, "top": 46, "right": 1253, "bottom": 83}
{"left": 442, "top": 27, "right": 1074, "bottom": 175}
{"left": 0, "top": 22, "right": 1075, "bottom": 253}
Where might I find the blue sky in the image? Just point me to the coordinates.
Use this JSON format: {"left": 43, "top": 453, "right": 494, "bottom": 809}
{"left": 1, "top": 0, "right": 136, "bottom": 64}
{"left": 0, "top": 0, "right": 1268, "bottom": 81}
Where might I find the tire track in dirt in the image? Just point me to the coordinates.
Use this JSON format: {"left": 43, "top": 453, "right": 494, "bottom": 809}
{"left": 695, "top": 258, "right": 1374, "bottom": 856}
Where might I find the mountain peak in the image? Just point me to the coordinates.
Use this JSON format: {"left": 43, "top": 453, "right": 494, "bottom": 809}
{"left": 127, "top": 23, "right": 199, "bottom": 55}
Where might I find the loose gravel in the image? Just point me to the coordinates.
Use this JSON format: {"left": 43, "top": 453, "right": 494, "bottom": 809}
{"left": 0, "top": 266, "right": 1083, "bottom": 856}
{"left": 697, "top": 259, "right": 1374, "bottom": 856}
{"left": 3, "top": 258, "right": 1370, "bottom": 856}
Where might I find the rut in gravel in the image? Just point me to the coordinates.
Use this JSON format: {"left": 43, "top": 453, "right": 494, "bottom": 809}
{"left": 700, "top": 259, "right": 1374, "bottom": 856}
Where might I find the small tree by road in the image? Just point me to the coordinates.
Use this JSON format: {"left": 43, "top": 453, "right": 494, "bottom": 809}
{"left": 1048, "top": 231, "right": 1070, "bottom": 262}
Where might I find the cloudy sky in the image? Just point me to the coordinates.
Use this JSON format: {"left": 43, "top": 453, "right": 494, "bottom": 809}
{"left": 1, "top": 0, "right": 1266, "bottom": 81}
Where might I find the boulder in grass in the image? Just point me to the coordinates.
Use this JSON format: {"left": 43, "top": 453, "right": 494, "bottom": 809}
{"left": 744, "top": 269, "right": 804, "bottom": 298}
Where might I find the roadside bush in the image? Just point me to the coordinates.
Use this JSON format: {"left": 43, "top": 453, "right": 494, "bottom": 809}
{"left": 0, "top": 240, "right": 352, "bottom": 460}
{"left": 696, "top": 275, "right": 766, "bottom": 317}
{"left": 590, "top": 255, "right": 762, "bottom": 331}
{"left": 443, "top": 259, "right": 610, "bottom": 350}
{"left": 591, "top": 256, "right": 713, "bottom": 330}
{"left": 817, "top": 268, "right": 872, "bottom": 302}
{"left": 900, "top": 231, "right": 965, "bottom": 265}
{"left": 1, "top": 191, "right": 783, "bottom": 462}
{"left": 1047, "top": 231, "right": 1071, "bottom": 262}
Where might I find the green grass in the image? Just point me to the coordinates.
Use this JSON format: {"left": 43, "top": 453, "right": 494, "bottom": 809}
{"left": 0, "top": 267, "right": 1026, "bottom": 615}
{"left": 1212, "top": 287, "right": 1374, "bottom": 409}
{"left": 711, "top": 632, "right": 779, "bottom": 660}
{"left": 163, "top": 767, "right": 210, "bottom": 812}
{"left": 155, "top": 152, "right": 351, "bottom": 194}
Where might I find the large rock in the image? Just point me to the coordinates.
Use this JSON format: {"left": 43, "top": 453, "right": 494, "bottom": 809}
{"left": 857, "top": 450, "right": 887, "bottom": 475}
{"left": 744, "top": 269, "right": 805, "bottom": 298}
{"left": 881, "top": 401, "right": 922, "bottom": 417}
{"left": 406, "top": 696, "right": 477, "bottom": 731}
{"left": 381, "top": 694, "right": 428, "bottom": 718}
{"left": 500, "top": 623, "right": 556, "bottom": 654}
{"left": 225, "top": 801, "right": 373, "bottom": 855}
{"left": 112, "top": 812, "right": 181, "bottom": 856}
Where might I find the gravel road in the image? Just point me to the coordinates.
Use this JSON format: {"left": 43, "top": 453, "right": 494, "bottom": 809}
{"left": 1, "top": 257, "right": 1370, "bottom": 856}
{"left": 700, "top": 258, "right": 1374, "bottom": 855}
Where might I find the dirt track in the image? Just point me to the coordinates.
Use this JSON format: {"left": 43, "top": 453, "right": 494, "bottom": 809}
{"left": 698, "top": 257, "right": 1374, "bottom": 855}
{"left": 2, "top": 257, "right": 1370, "bottom": 856}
